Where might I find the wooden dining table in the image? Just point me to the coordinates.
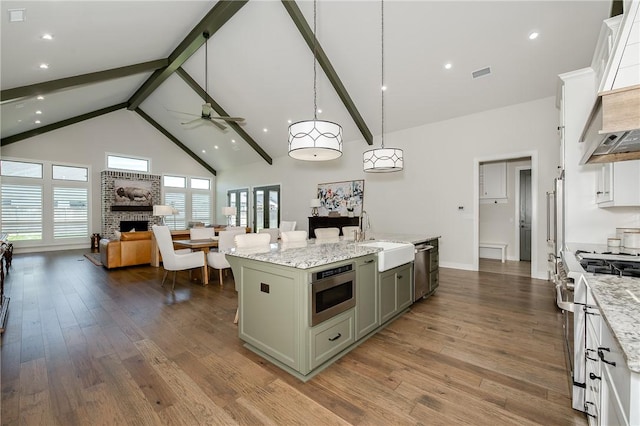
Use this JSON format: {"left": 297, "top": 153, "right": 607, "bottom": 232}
{"left": 172, "top": 238, "right": 218, "bottom": 285}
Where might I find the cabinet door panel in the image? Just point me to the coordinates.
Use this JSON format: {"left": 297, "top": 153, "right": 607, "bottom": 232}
{"left": 397, "top": 264, "right": 412, "bottom": 311}
{"left": 356, "top": 257, "right": 378, "bottom": 339}
{"left": 379, "top": 272, "right": 396, "bottom": 324}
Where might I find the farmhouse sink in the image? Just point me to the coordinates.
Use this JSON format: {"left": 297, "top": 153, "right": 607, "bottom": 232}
{"left": 358, "top": 241, "right": 414, "bottom": 272}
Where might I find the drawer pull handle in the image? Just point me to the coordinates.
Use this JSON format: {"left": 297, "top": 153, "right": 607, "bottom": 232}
{"left": 584, "top": 402, "right": 597, "bottom": 418}
{"left": 364, "top": 259, "right": 374, "bottom": 264}
{"left": 586, "top": 349, "right": 598, "bottom": 362}
{"left": 589, "top": 372, "right": 601, "bottom": 381}
{"left": 598, "top": 347, "right": 617, "bottom": 366}
{"left": 328, "top": 333, "right": 342, "bottom": 342}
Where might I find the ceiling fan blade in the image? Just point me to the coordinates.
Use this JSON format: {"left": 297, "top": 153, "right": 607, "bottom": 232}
{"left": 181, "top": 117, "right": 203, "bottom": 125}
{"left": 166, "top": 108, "right": 200, "bottom": 117}
{"left": 209, "top": 116, "right": 245, "bottom": 122}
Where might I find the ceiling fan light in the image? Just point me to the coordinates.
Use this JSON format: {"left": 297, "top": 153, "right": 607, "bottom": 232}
{"left": 288, "top": 120, "right": 343, "bottom": 161}
{"left": 363, "top": 147, "right": 404, "bottom": 172}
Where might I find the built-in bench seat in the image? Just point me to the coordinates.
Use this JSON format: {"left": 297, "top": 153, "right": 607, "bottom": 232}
{"left": 479, "top": 242, "right": 507, "bottom": 263}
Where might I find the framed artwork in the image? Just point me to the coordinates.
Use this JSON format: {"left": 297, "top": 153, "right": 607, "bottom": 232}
{"left": 317, "top": 180, "right": 365, "bottom": 216}
{"left": 111, "top": 179, "right": 153, "bottom": 211}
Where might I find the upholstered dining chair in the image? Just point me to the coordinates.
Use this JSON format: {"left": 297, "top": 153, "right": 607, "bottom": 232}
{"left": 258, "top": 228, "right": 279, "bottom": 243}
{"left": 231, "top": 232, "right": 271, "bottom": 324}
{"left": 152, "top": 225, "right": 206, "bottom": 291}
{"left": 314, "top": 227, "right": 340, "bottom": 240}
{"left": 190, "top": 227, "right": 215, "bottom": 240}
{"left": 342, "top": 226, "right": 360, "bottom": 241}
{"left": 280, "top": 230, "right": 307, "bottom": 243}
{"left": 279, "top": 221, "right": 296, "bottom": 235}
{"left": 206, "top": 229, "right": 246, "bottom": 287}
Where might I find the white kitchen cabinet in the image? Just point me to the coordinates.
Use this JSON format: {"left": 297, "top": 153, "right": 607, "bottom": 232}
{"left": 596, "top": 160, "right": 640, "bottom": 207}
{"left": 600, "top": 0, "right": 640, "bottom": 92}
{"left": 480, "top": 162, "right": 507, "bottom": 202}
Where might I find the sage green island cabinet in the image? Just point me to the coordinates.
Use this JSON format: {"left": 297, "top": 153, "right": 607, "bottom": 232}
{"left": 380, "top": 263, "right": 413, "bottom": 324}
{"left": 227, "top": 239, "right": 416, "bottom": 381}
{"left": 355, "top": 256, "right": 378, "bottom": 340}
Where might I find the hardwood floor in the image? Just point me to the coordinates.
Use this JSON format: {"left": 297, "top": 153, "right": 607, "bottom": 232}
{"left": 479, "top": 258, "right": 532, "bottom": 277}
{"left": 1, "top": 250, "right": 586, "bottom": 425}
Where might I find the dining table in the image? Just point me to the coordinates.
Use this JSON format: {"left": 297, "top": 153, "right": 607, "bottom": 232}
{"left": 173, "top": 238, "right": 218, "bottom": 285}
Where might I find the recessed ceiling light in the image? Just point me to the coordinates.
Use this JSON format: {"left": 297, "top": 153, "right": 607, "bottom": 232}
{"left": 36, "top": 95, "right": 44, "bottom": 100}
{"left": 17, "top": 119, "right": 22, "bottom": 123}
{"left": 39, "top": 63, "right": 49, "bottom": 69}
{"left": 529, "top": 31, "right": 539, "bottom": 40}
{"left": 202, "top": 149, "right": 206, "bottom": 153}
{"left": 444, "top": 63, "right": 452, "bottom": 70}
{"left": 287, "top": 119, "right": 292, "bottom": 124}
{"left": 214, "top": 145, "right": 219, "bottom": 149}
{"left": 35, "top": 120, "right": 41, "bottom": 124}
{"left": 35, "top": 110, "right": 42, "bottom": 114}
{"left": 263, "top": 128, "right": 268, "bottom": 132}
{"left": 381, "top": 85, "right": 387, "bottom": 91}
{"left": 8, "top": 8, "right": 25, "bottom": 22}
{"left": 231, "top": 139, "right": 236, "bottom": 143}
{"left": 41, "top": 33, "right": 53, "bottom": 40}
{"left": 317, "top": 109, "right": 322, "bottom": 114}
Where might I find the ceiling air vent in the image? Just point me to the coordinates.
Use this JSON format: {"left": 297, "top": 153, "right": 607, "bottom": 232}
{"left": 472, "top": 67, "right": 491, "bottom": 79}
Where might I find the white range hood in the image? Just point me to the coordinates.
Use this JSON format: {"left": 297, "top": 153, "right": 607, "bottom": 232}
{"left": 579, "top": 84, "right": 640, "bottom": 165}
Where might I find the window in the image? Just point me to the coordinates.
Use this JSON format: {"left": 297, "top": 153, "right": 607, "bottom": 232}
{"left": 52, "top": 165, "right": 88, "bottom": 181}
{"left": 162, "top": 175, "right": 213, "bottom": 229}
{"left": 227, "top": 188, "right": 249, "bottom": 227}
{"left": 107, "top": 154, "right": 150, "bottom": 173}
{"left": 1, "top": 184, "right": 43, "bottom": 240}
{"left": 1, "top": 159, "right": 43, "bottom": 178}
{"left": 0, "top": 158, "right": 91, "bottom": 245}
{"left": 53, "top": 187, "right": 88, "bottom": 238}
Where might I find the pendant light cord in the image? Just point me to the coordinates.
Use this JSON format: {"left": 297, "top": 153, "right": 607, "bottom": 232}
{"left": 313, "top": 0, "right": 318, "bottom": 121}
{"left": 381, "top": 0, "right": 385, "bottom": 149}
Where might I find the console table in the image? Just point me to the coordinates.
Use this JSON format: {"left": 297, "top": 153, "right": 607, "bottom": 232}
{"left": 308, "top": 216, "right": 359, "bottom": 238}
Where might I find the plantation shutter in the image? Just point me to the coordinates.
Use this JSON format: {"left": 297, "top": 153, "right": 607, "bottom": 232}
{"left": 1, "top": 184, "right": 43, "bottom": 240}
{"left": 53, "top": 187, "right": 88, "bottom": 239}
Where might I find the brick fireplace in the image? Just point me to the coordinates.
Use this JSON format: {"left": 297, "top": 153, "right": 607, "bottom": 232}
{"left": 101, "top": 170, "right": 161, "bottom": 238}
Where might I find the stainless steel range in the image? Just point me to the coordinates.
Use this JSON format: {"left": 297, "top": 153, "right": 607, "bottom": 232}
{"left": 557, "top": 247, "right": 640, "bottom": 413}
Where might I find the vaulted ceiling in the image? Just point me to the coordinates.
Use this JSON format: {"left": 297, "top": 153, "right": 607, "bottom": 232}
{"left": 1, "top": 1, "right": 613, "bottom": 174}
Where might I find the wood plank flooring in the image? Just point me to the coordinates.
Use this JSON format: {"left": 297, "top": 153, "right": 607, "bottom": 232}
{"left": 1, "top": 250, "right": 586, "bottom": 425}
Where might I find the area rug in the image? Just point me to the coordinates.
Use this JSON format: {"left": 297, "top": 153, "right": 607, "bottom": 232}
{"left": 83, "top": 252, "right": 102, "bottom": 266}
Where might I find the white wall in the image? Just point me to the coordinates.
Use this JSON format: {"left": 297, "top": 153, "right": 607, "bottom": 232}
{"left": 1, "top": 109, "right": 215, "bottom": 250}
{"left": 217, "top": 96, "right": 560, "bottom": 278}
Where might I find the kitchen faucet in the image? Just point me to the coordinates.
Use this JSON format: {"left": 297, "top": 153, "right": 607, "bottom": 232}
{"left": 358, "top": 210, "right": 370, "bottom": 241}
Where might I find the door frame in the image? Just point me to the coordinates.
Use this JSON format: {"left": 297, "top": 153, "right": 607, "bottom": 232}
{"left": 473, "top": 150, "right": 538, "bottom": 276}
{"left": 252, "top": 184, "right": 281, "bottom": 232}
{"left": 514, "top": 165, "right": 532, "bottom": 261}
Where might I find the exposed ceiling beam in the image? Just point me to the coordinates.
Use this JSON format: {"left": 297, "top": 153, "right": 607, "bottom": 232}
{"left": 176, "top": 67, "right": 273, "bottom": 165}
{"left": 1, "top": 60, "right": 168, "bottom": 104}
{"left": 1, "top": 103, "right": 127, "bottom": 146}
{"left": 128, "top": 1, "right": 249, "bottom": 110}
{"left": 281, "top": 0, "right": 373, "bottom": 146}
{"left": 134, "top": 108, "right": 217, "bottom": 176}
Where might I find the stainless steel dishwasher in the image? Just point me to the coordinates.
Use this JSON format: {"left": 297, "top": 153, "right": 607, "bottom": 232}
{"left": 413, "top": 242, "right": 433, "bottom": 301}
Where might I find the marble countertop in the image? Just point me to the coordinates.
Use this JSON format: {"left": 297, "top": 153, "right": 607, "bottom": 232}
{"left": 587, "top": 275, "right": 640, "bottom": 373}
{"left": 226, "top": 240, "right": 382, "bottom": 269}
{"left": 368, "top": 233, "right": 440, "bottom": 245}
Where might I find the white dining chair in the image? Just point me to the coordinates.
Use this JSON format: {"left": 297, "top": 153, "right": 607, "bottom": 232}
{"left": 342, "top": 226, "right": 360, "bottom": 241}
{"left": 152, "top": 225, "right": 206, "bottom": 291}
{"left": 190, "top": 227, "right": 215, "bottom": 240}
{"left": 279, "top": 221, "right": 297, "bottom": 235}
{"left": 314, "top": 227, "right": 340, "bottom": 240}
{"left": 206, "top": 229, "right": 246, "bottom": 287}
{"left": 281, "top": 230, "right": 307, "bottom": 243}
{"left": 258, "top": 228, "right": 279, "bottom": 243}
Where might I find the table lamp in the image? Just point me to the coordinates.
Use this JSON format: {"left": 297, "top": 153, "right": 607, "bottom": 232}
{"left": 310, "top": 199, "right": 321, "bottom": 217}
{"left": 223, "top": 206, "right": 237, "bottom": 227}
{"left": 153, "top": 205, "right": 173, "bottom": 225}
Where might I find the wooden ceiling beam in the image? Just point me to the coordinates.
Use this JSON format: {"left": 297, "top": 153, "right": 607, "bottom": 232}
{"left": 127, "top": 1, "right": 249, "bottom": 110}
{"left": 1, "top": 103, "right": 127, "bottom": 146}
{"left": 1, "top": 60, "right": 167, "bottom": 104}
{"left": 134, "top": 108, "right": 217, "bottom": 176}
{"left": 281, "top": 0, "right": 373, "bottom": 145}
{"left": 175, "top": 67, "right": 273, "bottom": 165}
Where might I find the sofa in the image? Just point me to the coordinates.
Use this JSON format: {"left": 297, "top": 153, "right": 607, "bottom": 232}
{"left": 99, "top": 231, "right": 153, "bottom": 269}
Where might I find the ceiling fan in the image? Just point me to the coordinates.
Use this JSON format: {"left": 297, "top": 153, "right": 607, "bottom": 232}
{"left": 173, "top": 31, "right": 245, "bottom": 130}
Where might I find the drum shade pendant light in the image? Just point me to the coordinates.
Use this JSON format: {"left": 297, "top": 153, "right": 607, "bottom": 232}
{"left": 288, "top": 0, "right": 343, "bottom": 161}
{"left": 363, "top": 0, "right": 403, "bottom": 172}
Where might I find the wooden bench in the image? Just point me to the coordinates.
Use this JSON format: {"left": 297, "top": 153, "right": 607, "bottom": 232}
{"left": 479, "top": 242, "right": 507, "bottom": 263}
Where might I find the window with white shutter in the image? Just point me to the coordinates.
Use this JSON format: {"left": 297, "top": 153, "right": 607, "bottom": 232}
{"left": 53, "top": 187, "right": 88, "bottom": 238}
{"left": 1, "top": 184, "right": 43, "bottom": 240}
{"left": 164, "top": 192, "right": 186, "bottom": 230}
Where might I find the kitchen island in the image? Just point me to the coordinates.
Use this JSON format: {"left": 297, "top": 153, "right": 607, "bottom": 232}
{"left": 227, "top": 239, "right": 414, "bottom": 381}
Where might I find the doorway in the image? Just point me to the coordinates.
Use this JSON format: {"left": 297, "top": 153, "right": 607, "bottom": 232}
{"left": 475, "top": 152, "right": 537, "bottom": 277}
{"left": 253, "top": 185, "right": 280, "bottom": 232}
